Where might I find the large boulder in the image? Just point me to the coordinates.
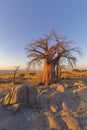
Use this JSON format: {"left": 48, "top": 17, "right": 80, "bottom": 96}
{"left": 49, "top": 91, "right": 80, "bottom": 113}
{"left": 2, "top": 84, "right": 38, "bottom": 111}
{"left": 62, "top": 115, "right": 81, "bottom": 130}
{"left": 61, "top": 102, "right": 81, "bottom": 130}
{"left": 44, "top": 112, "right": 68, "bottom": 130}
{"left": 49, "top": 92, "right": 63, "bottom": 113}
{"left": 77, "top": 87, "right": 87, "bottom": 103}
{"left": 28, "top": 85, "right": 38, "bottom": 107}
{"left": 35, "top": 94, "right": 49, "bottom": 109}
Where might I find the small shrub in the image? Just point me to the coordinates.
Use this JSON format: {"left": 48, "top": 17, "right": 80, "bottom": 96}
{"left": 72, "top": 69, "right": 80, "bottom": 72}
{"left": 19, "top": 74, "right": 25, "bottom": 77}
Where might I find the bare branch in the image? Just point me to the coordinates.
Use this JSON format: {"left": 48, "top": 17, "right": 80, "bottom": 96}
{"left": 25, "top": 30, "right": 82, "bottom": 71}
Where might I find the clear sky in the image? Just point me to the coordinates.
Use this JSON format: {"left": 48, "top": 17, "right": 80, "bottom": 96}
{"left": 0, "top": 0, "right": 87, "bottom": 70}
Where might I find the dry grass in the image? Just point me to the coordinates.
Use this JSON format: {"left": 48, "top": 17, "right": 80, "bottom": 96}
{"left": 0, "top": 72, "right": 43, "bottom": 88}
{"left": 0, "top": 70, "right": 87, "bottom": 88}
{"left": 61, "top": 70, "right": 87, "bottom": 79}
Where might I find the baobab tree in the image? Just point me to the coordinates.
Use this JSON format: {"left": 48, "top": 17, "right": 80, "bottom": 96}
{"left": 25, "top": 31, "right": 81, "bottom": 85}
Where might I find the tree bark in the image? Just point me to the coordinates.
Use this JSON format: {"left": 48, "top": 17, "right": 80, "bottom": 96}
{"left": 56, "top": 63, "right": 61, "bottom": 80}
{"left": 43, "top": 59, "right": 55, "bottom": 85}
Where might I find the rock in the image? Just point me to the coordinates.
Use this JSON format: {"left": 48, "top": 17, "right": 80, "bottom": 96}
{"left": 50, "top": 91, "right": 80, "bottom": 112}
{"left": 73, "top": 82, "right": 81, "bottom": 89}
{"left": 10, "top": 84, "right": 28, "bottom": 105}
{"left": 63, "top": 83, "right": 69, "bottom": 88}
{"left": 0, "top": 97, "right": 3, "bottom": 104}
{"left": 62, "top": 116, "right": 81, "bottom": 130}
{"left": 61, "top": 102, "right": 71, "bottom": 115}
{"left": 28, "top": 86, "right": 38, "bottom": 106}
{"left": 2, "top": 84, "right": 38, "bottom": 111}
{"left": 44, "top": 112, "right": 68, "bottom": 130}
{"left": 7, "top": 102, "right": 27, "bottom": 112}
{"left": 56, "top": 84, "right": 64, "bottom": 92}
{"left": 77, "top": 87, "right": 87, "bottom": 103}
{"left": 49, "top": 92, "right": 62, "bottom": 112}
{"left": 3, "top": 92, "right": 12, "bottom": 106}
{"left": 61, "top": 102, "right": 81, "bottom": 130}
{"left": 0, "top": 82, "right": 84, "bottom": 130}
{"left": 50, "top": 104, "right": 58, "bottom": 113}
{"left": 73, "top": 81, "right": 85, "bottom": 89}
{"left": 61, "top": 92, "right": 80, "bottom": 111}
{"left": 36, "top": 94, "right": 49, "bottom": 109}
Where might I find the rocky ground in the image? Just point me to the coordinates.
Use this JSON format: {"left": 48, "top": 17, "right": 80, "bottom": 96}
{"left": 0, "top": 78, "right": 87, "bottom": 130}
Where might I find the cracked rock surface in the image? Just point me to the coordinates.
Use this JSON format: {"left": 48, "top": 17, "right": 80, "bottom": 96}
{"left": 0, "top": 80, "right": 87, "bottom": 130}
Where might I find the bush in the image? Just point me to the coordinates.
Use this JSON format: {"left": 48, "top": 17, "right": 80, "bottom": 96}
{"left": 19, "top": 74, "right": 25, "bottom": 77}
{"left": 72, "top": 69, "right": 80, "bottom": 72}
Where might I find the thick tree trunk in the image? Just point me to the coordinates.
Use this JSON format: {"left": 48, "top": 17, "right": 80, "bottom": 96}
{"left": 43, "top": 59, "right": 55, "bottom": 85}
{"left": 56, "top": 63, "right": 61, "bottom": 80}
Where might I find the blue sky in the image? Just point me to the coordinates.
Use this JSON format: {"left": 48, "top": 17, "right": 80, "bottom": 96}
{"left": 0, "top": 0, "right": 87, "bottom": 70}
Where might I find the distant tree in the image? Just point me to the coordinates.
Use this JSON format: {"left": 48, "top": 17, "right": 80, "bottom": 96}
{"left": 72, "top": 69, "right": 80, "bottom": 72}
{"left": 25, "top": 30, "right": 81, "bottom": 85}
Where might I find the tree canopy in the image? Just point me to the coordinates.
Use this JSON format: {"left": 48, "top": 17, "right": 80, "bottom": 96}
{"left": 25, "top": 30, "right": 81, "bottom": 84}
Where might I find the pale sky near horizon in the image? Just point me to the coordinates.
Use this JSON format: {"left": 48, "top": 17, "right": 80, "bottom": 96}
{"left": 0, "top": 0, "right": 87, "bottom": 70}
